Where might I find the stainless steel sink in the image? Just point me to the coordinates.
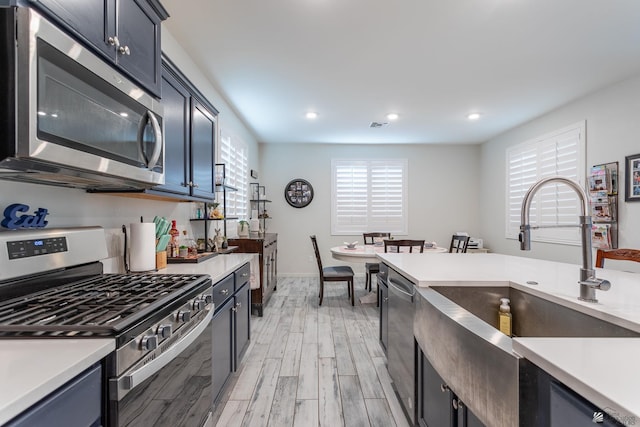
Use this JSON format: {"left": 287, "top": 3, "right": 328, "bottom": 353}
{"left": 431, "top": 285, "right": 639, "bottom": 338}
{"left": 414, "top": 285, "right": 639, "bottom": 427}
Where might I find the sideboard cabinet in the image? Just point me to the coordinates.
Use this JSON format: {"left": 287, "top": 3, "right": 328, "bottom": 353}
{"left": 227, "top": 234, "right": 277, "bottom": 316}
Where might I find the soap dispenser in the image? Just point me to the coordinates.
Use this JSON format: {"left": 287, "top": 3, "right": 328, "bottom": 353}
{"left": 498, "top": 298, "right": 512, "bottom": 336}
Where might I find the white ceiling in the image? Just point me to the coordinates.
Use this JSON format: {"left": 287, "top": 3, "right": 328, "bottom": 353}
{"left": 163, "top": 0, "right": 640, "bottom": 145}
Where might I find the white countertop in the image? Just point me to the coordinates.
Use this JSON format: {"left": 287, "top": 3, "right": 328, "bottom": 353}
{"left": 513, "top": 337, "right": 640, "bottom": 423}
{"left": 0, "top": 253, "right": 253, "bottom": 426}
{"left": 379, "top": 252, "right": 640, "bottom": 419}
{"left": 0, "top": 339, "right": 114, "bottom": 425}
{"left": 159, "top": 253, "right": 254, "bottom": 282}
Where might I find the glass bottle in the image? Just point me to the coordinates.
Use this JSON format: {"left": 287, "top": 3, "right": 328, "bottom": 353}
{"left": 168, "top": 220, "right": 179, "bottom": 257}
{"left": 182, "top": 230, "right": 198, "bottom": 256}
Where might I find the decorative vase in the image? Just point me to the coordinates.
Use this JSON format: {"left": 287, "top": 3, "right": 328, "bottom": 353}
{"left": 237, "top": 221, "right": 250, "bottom": 238}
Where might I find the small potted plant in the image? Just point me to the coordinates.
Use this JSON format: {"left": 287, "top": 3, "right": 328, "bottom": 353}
{"left": 237, "top": 220, "right": 250, "bottom": 238}
{"left": 178, "top": 245, "right": 189, "bottom": 257}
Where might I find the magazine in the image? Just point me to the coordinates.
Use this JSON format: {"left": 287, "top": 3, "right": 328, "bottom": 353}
{"left": 591, "top": 224, "right": 611, "bottom": 249}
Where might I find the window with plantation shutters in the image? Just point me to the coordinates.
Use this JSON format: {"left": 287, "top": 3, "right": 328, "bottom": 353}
{"left": 219, "top": 130, "right": 248, "bottom": 220}
{"left": 332, "top": 159, "right": 408, "bottom": 235}
{"left": 505, "top": 122, "right": 586, "bottom": 245}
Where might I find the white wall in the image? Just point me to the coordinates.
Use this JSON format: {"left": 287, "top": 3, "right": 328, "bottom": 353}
{"left": 0, "top": 28, "right": 259, "bottom": 273}
{"left": 259, "top": 143, "right": 481, "bottom": 275}
{"left": 480, "top": 73, "right": 640, "bottom": 267}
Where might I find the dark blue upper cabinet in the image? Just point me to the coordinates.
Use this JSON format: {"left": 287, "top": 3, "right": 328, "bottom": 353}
{"left": 157, "top": 65, "right": 191, "bottom": 196}
{"left": 30, "top": 0, "right": 168, "bottom": 97}
{"left": 190, "top": 97, "right": 216, "bottom": 199}
{"left": 155, "top": 58, "right": 218, "bottom": 202}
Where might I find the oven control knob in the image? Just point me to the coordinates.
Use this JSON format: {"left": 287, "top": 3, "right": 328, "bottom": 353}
{"left": 157, "top": 324, "right": 172, "bottom": 339}
{"left": 193, "top": 299, "right": 206, "bottom": 311}
{"left": 203, "top": 294, "right": 213, "bottom": 304}
{"left": 178, "top": 310, "right": 191, "bottom": 322}
{"left": 141, "top": 335, "right": 158, "bottom": 351}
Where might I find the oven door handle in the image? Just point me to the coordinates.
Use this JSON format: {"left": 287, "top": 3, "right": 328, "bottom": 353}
{"left": 121, "top": 308, "right": 212, "bottom": 394}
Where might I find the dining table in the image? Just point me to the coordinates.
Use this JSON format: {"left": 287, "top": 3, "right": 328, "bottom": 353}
{"left": 330, "top": 244, "right": 448, "bottom": 304}
{"left": 330, "top": 244, "right": 447, "bottom": 263}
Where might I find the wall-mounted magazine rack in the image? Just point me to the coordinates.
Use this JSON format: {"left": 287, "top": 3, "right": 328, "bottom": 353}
{"left": 589, "top": 162, "right": 618, "bottom": 249}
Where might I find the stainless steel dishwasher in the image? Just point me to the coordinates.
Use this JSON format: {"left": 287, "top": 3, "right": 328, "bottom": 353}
{"left": 387, "top": 266, "right": 417, "bottom": 425}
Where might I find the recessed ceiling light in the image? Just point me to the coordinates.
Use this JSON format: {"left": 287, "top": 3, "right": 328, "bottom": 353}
{"left": 386, "top": 113, "right": 399, "bottom": 121}
{"left": 467, "top": 113, "right": 481, "bottom": 121}
{"left": 305, "top": 112, "right": 318, "bottom": 119}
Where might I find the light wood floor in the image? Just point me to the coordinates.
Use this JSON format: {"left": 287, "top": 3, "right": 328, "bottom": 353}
{"left": 212, "top": 276, "right": 411, "bottom": 427}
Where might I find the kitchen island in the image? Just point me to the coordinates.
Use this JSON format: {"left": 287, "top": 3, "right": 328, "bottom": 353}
{"left": 378, "top": 252, "right": 640, "bottom": 426}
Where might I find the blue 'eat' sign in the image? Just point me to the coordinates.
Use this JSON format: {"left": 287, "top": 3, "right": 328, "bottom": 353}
{"left": 1, "top": 204, "right": 49, "bottom": 229}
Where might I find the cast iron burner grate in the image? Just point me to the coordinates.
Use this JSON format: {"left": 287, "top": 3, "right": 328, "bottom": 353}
{"left": 0, "top": 273, "right": 210, "bottom": 336}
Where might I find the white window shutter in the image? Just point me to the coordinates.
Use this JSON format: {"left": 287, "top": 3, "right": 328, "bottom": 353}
{"left": 220, "top": 131, "right": 248, "bottom": 219}
{"left": 505, "top": 122, "right": 585, "bottom": 245}
{"left": 332, "top": 159, "right": 408, "bottom": 235}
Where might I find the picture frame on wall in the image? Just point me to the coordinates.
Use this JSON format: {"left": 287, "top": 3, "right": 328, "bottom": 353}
{"left": 625, "top": 153, "right": 640, "bottom": 202}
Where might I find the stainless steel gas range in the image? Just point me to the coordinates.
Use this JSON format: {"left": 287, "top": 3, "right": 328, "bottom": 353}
{"left": 0, "top": 227, "right": 214, "bottom": 427}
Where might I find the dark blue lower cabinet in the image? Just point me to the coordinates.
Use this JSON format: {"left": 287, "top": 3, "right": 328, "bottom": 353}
{"left": 550, "top": 382, "right": 627, "bottom": 427}
{"left": 520, "top": 360, "right": 626, "bottom": 427}
{"left": 7, "top": 363, "right": 102, "bottom": 427}
{"left": 212, "top": 263, "right": 252, "bottom": 405}
{"left": 418, "top": 350, "right": 486, "bottom": 427}
{"left": 211, "top": 297, "right": 234, "bottom": 403}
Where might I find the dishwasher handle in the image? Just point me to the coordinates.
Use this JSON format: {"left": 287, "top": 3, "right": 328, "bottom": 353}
{"left": 388, "top": 277, "right": 416, "bottom": 300}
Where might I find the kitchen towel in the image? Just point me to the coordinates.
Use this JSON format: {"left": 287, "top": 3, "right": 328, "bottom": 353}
{"left": 130, "top": 222, "right": 156, "bottom": 272}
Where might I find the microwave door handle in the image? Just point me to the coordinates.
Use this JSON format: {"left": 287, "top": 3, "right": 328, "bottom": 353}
{"left": 146, "top": 111, "right": 162, "bottom": 169}
{"left": 137, "top": 111, "right": 163, "bottom": 169}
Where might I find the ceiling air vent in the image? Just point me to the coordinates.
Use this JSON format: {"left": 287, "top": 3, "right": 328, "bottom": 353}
{"left": 369, "top": 121, "right": 389, "bottom": 128}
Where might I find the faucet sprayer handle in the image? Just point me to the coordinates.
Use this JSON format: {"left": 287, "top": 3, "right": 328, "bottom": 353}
{"left": 579, "top": 277, "right": 611, "bottom": 291}
{"left": 518, "top": 226, "right": 531, "bottom": 251}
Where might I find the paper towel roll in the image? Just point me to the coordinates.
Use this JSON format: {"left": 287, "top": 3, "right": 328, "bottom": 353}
{"left": 130, "top": 222, "right": 156, "bottom": 272}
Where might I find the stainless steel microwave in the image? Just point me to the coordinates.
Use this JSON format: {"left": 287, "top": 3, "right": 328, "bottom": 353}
{"left": 0, "top": 7, "right": 164, "bottom": 190}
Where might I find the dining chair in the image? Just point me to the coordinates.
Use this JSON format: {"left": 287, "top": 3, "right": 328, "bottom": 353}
{"left": 363, "top": 232, "right": 391, "bottom": 293}
{"left": 595, "top": 248, "right": 640, "bottom": 268}
{"left": 310, "top": 235, "right": 355, "bottom": 306}
{"left": 384, "top": 239, "right": 425, "bottom": 253}
{"left": 449, "top": 235, "right": 470, "bottom": 253}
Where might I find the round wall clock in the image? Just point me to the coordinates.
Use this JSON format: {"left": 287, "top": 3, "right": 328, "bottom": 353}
{"left": 284, "top": 179, "right": 314, "bottom": 208}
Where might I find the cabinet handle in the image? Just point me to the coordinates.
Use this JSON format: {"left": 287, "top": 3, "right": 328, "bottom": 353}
{"left": 108, "top": 36, "right": 120, "bottom": 47}
{"left": 241, "top": 273, "right": 248, "bottom": 277}
{"left": 440, "top": 383, "right": 449, "bottom": 393}
{"left": 119, "top": 45, "right": 131, "bottom": 56}
{"left": 221, "top": 289, "right": 229, "bottom": 295}
{"left": 236, "top": 302, "right": 242, "bottom": 308}
{"left": 192, "top": 182, "right": 199, "bottom": 188}
{"left": 383, "top": 297, "right": 388, "bottom": 302}
{"left": 452, "top": 398, "right": 462, "bottom": 410}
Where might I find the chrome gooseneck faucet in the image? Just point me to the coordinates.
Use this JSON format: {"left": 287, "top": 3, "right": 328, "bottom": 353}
{"left": 519, "top": 176, "right": 611, "bottom": 303}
